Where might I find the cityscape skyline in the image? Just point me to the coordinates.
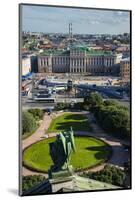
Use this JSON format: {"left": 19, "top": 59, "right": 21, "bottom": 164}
{"left": 22, "top": 5, "right": 130, "bottom": 34}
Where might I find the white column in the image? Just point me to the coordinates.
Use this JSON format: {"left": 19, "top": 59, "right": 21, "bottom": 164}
{"left": 108, "top": 58, "right": 110, "bottom": 72}
{"left": 95, "top": 57, "right": 97, "bottom": 66}
{"left": 41, "top": 58, "right": 43, "bottom": 66}
{"left": 72, "top": 59, "right": 74, "bottom": 73}
{"left": 93, "top": 58, "right": 94, "bottom": 66}
{"left": 96, "top": 57, "right": 98, "bottom": 66}
{"left": 39, "top": 58, "right": 41, "bottom": 66}
{"left": 70, "top": 59, "right": 72, "bottom": 73}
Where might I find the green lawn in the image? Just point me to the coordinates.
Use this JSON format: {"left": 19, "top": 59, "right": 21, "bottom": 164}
{"left": 23, "top": 136, "right": 111, "bottom": 172}
{"left": 47, "top": 113, "right": 91, "bottom": 133}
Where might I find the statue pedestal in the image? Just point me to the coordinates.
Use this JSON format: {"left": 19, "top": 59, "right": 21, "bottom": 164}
{"left": 50, "top": 177, "right": 74, "bottom": 193}
{"left": 49, "top": 165, "right": 74, "bottom": 180}
{"left": 48, "top": 165, "right": 75, "bottom": 193}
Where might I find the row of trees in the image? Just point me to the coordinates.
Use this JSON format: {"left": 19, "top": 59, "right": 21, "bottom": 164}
{"left": 81, "top": 165, "right": 126, "bottom": 187}
{"left": 22, "top": 109, "right": 44, "bottom": 137}
{"left": 84, "top": 92, "right": 130, "bottom": 139}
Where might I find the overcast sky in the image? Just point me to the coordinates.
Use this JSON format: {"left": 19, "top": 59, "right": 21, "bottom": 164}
{"left": 21, "top": 5, "right": 130, "bottom": 34}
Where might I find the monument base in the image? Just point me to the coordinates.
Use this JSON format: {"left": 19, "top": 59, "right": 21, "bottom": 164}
{"left": 49, "top": 165, "right": 74, "bottom": 180}
{"left": 23, "top": 174, "right": 120, "bottom": 195}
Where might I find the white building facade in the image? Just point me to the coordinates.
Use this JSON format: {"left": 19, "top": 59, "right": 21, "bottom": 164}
{"left": 38, "top": 48, "right": 122, "bottom": 75}
{"left": 22, "top": 56, "right": 31, "bottom": 76}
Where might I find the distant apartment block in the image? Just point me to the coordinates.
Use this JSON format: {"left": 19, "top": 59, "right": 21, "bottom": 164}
{"left": 22, "top": 56, "right": 31, "bottom": 76}
{"left": 120, "top": 57, "right": 130, "bottom": 81}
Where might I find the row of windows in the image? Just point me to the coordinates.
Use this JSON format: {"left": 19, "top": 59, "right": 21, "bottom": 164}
{"left": 39, "top": 56, "right": 115, "bottom": 67}
{"left": 70, "top": 68, "right": 85, "bottom": 73}
{"left": 39, "top": 66, "right": 112, "bottom": 74}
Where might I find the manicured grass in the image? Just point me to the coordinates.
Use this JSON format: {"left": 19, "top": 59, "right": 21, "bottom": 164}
{"left": 23, "top": 136, "right": 111, "bottom": 172}
{"left": 47, "top": 113, "right": 91, "bottom": 133}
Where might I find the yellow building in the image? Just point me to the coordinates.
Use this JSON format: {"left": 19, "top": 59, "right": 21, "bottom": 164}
{"left": 120, "top": 57, "right": 130, "bottom": 82}
{"left": 22, "top": 56, "right": 31, "bottom": 76}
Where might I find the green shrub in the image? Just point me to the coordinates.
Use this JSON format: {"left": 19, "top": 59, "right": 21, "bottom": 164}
{"left": 55, "top": 102, "right": 69, "bottom": 111}
{"left": 84, "top": 92, "right": 103, "bottom": 112}
{"left": 22, "top": 111, "right": 37, "bottom": 135}
{"left": 81, "top": 165, "right": 126, "bottom": 187}
{"left": 28, "top": 109, "right": 44, "bottom": 120}
{"left": 104, "top": 100, "right": 118, "bottom": 106}
{"left": 22, "top": 175, "right": 45, "bottom": 193}
{"left": 94, "top": 105, "right": 130, "bottom": 138}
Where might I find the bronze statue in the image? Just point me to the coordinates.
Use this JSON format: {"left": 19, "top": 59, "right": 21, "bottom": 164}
{"left": 49, "top": 127, "right": 76, "bottom": 173}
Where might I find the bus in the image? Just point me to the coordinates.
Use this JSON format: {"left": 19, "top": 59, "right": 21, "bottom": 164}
{"left": 53, "top": 85, "right": 67, "bottom": 92}
{"left": 34, "top": 97, "right": 55, "bottom": 103}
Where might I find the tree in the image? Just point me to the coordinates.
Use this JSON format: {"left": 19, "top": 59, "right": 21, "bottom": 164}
{"left": 94, "top": 103, "right": 130, "bottom": 138}
{"left": 84, "top": 92, "right": 103, "bottom": 112}
{"left": 55, "top": 102, "right": 69, "bottom": 111}
{"left": 81, "top": 165, "right": 126, "bottom": 187}
{"left": 104, "top": 100, "right": 118, "bottom": 107}
{"left": 28, "top": 109, "right": 44, "bottom": 120}
{"left": 22, "top": 111, "right": 37, "bottom": 135}
{"left": 22, "top": 175, "right": 45, "bottom": 193}
{"left": 103, "top": 107, "right": 130, "bottom": 137}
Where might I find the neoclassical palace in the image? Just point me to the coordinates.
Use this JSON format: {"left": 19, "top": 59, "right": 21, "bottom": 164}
{"left": 38, "top": 47, "right": 122, "bottom": 75}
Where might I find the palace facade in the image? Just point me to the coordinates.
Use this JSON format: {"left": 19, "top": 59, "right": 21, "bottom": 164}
{"left": 38, "top": 47, "right": 122, "bottom": 75}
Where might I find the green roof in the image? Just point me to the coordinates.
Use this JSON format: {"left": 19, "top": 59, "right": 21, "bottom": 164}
{"left": 40, "top": 49, "right": 70, "bottom": 56}
{"left": 86, "top": 49, "right": 114, "bottom": 56}
{"left": 39, "top": 47, "right": 114, "bottom": 57}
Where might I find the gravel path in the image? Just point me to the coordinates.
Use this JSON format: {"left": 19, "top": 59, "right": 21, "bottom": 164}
{"left": 22, "top": 111, "right": 130, "bottom": 176}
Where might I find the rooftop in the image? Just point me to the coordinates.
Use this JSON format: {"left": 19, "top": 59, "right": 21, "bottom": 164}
{"left": 39, "top": 46, "right": 115, "bottom": 57}
{"left": 40, "top": 49, "right": 70, "bottom": 56}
